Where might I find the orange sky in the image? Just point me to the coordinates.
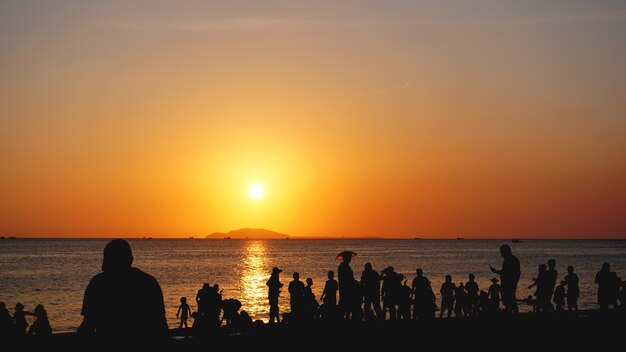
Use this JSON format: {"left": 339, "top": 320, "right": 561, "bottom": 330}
{"left": 1, "top": 1, "right": 625, "bottom": 238}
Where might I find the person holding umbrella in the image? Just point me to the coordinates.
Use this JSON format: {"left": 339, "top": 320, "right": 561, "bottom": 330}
{"left": 337, "top": 250, "right": 358, "bottom": 320}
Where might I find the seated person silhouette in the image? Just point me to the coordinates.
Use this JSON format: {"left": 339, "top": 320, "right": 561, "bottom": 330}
{"left": 78, "top": 239, "right": 168, "bottom": 339}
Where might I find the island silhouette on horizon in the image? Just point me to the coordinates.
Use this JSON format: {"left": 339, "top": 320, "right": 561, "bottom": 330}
{"left": 205, "top": 228, "right": 290, "bottom": 239}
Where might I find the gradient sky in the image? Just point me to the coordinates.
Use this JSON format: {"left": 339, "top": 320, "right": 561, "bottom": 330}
{"left": 1, "top": 1, "right": 625, "bottom": 238}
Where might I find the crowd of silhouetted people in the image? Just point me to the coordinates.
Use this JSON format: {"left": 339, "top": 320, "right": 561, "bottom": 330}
{"left": 1, "top": 241, "right": 625, "bottom": 338}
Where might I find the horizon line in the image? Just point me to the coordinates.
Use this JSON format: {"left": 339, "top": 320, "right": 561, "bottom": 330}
{"left": 3, "top": 235, "right": 626, "bottom": 240}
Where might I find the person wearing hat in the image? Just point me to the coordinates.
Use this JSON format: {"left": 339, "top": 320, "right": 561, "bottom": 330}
{"left": 266, "top": 267, "right": 283, "bottom": 323}
{"left": 337, "top": 252, "right": 358, "bottom": 320}
{"left": 488, "top": 278, "right": 501, "bottom": 312}
{"left": 13, "top": 303, "right": 28, "bottom": 336}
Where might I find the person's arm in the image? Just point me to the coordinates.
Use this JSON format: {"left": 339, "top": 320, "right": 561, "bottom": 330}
{"left": 177, "top": 305, "right": 181, "bottom": 318}
{"left": 490, "top": 265, "right": 501, "bottom": 275}
{"left": 77, "top": 278, "right": 97, "bottom": 335}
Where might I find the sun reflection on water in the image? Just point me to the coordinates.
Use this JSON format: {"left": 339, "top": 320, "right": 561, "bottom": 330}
{"left": 240, "top": 241, "right": 268, "bottom": 321}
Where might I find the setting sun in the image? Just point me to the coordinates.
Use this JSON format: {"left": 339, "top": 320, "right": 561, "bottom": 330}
{"left": 249, "top": 183, "right": 265, "bottom": 200}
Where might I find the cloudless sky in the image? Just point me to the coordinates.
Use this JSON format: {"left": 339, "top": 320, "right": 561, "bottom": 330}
{"left": 1, "top": 1, "right": 625, "bottom": 238}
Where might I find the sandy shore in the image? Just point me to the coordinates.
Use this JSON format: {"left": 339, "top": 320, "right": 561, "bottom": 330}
{"left": 11, "top": 310, "right": 626, "bottom": 350}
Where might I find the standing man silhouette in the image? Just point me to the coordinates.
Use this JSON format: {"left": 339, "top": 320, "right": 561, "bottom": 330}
{"left": 338, "top": 252, "right": 357, "bottom": 320}
{"left": 78, "top": 239, "right": 168, "bottom": 339}
{"left": 490, "top": 244, "right": 521, "bottom": 314}
{"left": 360, "top": 263, "right": 383, "bottom": 321}
{"left": 266, "top": 267, "right": 283, "bottom": 323}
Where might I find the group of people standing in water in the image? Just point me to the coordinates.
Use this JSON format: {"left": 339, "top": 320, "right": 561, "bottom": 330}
{"left": 1, "top": 241, "right": 625, "bottom": 338}
{"left": 266, "top": 245, "right": 626, "bottom": 323}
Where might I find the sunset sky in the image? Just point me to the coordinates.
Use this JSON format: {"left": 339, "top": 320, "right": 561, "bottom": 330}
{"left": 1, "top": 1, "right": 625, "bottom": 238}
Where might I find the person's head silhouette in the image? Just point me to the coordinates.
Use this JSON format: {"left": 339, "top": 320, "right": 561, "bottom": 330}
{"left": 567, "top": 265, "right": 574, "bottom": 274}
{"left": 469, "top": 273, "right": 475, "bottom": 281}
{"left": 602, "top": 262, "right": 610, "bottom": 271}
{"left": 416, "top": 268, "right": 423, "bottom": 276}
{"left": 328, "top": 270, "right": 335, "bottom": 279}
{"left": 548, "top": 259, "right": 556, "bottom": 269}
{"left": 181, "top": 297, "right": 187, "bottom": 304}
{"left": 306, "top": 278, "right": 313, "bottom": 286}
{"left": 499, "top": 244, "right": 512, "bottom": 258}
{"left": 445, "top": 275, "right": 452, "bottom": 283}
{"left": 365, "top": 262, "right": 372, "bottom": 271}
{"left": 293, "top": 272, "right": 300, "bottom": 280}
{"left": 102, "top": 239, "right": 133, "bottom": 272}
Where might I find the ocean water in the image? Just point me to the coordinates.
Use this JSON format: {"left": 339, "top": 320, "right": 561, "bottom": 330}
{"left": 0, "top": 238, "right": 625, "bottom": 333}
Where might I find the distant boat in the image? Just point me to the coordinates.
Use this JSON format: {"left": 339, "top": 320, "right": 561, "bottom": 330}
{"left": 413, "top": 237, "right": 421, "bottom": 240}
{"left": 456, "top": 237, "right": 464, "bottom": 240}
{"left": 0, "top": 236, "right": 5, "bottom": 239}
{"left": 224, "top": 237, "right": 231, "bottom": 240}
{"left": 511, "top": 239, "right": 523, "bottom": 243}
{"left": 188, "top": 236, "right": 194, "bottom": 239}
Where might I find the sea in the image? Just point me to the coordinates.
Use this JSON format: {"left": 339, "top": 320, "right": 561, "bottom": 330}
{"left": 1, "top": 238, "right": 625, "bottom": 333}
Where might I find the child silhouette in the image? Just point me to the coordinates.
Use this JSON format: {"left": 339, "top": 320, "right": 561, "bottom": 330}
{"left": 176, "top": 297, "right": 192, "bottom": 329}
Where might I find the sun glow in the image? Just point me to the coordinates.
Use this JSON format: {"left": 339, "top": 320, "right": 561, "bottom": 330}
{"left": 248, "top": 183, "right": 265, "bottom": 200}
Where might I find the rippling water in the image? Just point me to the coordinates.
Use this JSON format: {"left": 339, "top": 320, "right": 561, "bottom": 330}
{"left": 1, "top": 239, "right": 625, "bottom": 332}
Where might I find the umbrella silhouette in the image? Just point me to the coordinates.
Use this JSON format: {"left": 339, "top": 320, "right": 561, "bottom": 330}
{"left": 336, "top": 251, "right": 357, "bottom": 261}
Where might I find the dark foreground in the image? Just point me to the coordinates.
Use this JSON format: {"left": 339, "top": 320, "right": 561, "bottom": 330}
{"left": 10, "top": 310, "right": 626, "bottom": 351}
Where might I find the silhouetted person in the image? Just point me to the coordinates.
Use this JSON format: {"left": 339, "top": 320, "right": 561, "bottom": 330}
{"left": 595, "top": 262, "right": 619, "bottom": 310}
{"left": 78, "top": 239, "right": 168, "bottom": 339}
{"left": 465, "top": 274, "right": 479, "bottom": 316}
{"left": 26, "top": 304, "right": 51, "bottom": 335}
{"left": 360, "top": 263, "right": 383, "bottom": 321}
{"left": 419, "top": 280, "right": 437, "bottom": 319}
{"left": 338, "top": 252, "right": 358, "bottom": 320}
{"left": 542, "top": 259, "right": 558, "bottom": 312}
{"left": 488, "top": 278, "right": 501, "bottom": 312}
{"left": 490, "top": 244, "right": 520, "bottom": 313}
{"left": 553, "top": 281, "right": 566, "bottom": 312}
{"left": 411, "top": 268, "right": 431, "bottom": 319}
{"left": 528, "top": 264, "right": 547, "bottom": 312}
{"left": 288, "top": 272, "right": 305, "bottom": 321}
{"left": 220, "top": 299, "right": 242, "bottom": 327}
{"left": 266, "top": 267, "right": 283, "bottom": 323}
{"left": 398, "top": 277, "right": 412, "bottom": 320}
{"left": 454, "top": 282, "right": 467, "bottom": 317}
{"left": 381, "top": 266, "right": 401, "bottom": 320}
{"left": 207, "top": 284, "right": 222, "bottom": 328}
{"left": 196, "top": 283, "right": 211, "bottom": 320}
{"left": 0, "top": 302, "right": 12, "bottom": 337}
{"left": 440, "top": 275, "right": 455, "bottom": 318}
{"left": 232, "top": 310, "right": 253, "bottom": 332}
{"left": 320, "top": 270, "right": 338, "bottom": 321}
{"left": 177, "top": 297, "right": 192, "bottom": 329}
{"left": 303, "top": 278, "right": 319, "bottom": 321}
{"left": 563, "top": 265, "right": 579, "bottom": 311}
{"left": 13, "top": 303, "right": 27, "bottom": 336}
